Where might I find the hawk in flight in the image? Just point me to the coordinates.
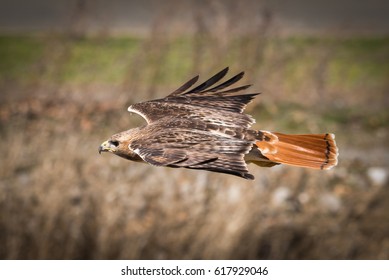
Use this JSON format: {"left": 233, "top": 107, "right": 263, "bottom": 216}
{"left": 99, "top": 67, "right": 338, "bottom": 179}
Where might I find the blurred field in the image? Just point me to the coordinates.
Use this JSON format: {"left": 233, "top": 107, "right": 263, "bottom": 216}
{"left": 0, "top": 32, "right": 388, "bottom": 259}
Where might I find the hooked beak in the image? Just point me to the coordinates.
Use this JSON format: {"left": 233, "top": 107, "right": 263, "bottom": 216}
{"left": 99, "top": 140, "right": 117, "bottom": 154}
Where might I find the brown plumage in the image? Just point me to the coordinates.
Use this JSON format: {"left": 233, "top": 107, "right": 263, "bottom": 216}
{"left": 99, "top": 67, "right": 338, "bottom": 180}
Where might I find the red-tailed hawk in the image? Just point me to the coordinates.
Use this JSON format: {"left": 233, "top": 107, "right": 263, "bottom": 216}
{"left": 99, "top": 67, "right": 338, "bottom": 180}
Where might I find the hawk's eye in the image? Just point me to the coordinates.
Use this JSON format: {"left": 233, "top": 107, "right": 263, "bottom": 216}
{"left": 110, "top": 140, "right": 119, "bottom": 147}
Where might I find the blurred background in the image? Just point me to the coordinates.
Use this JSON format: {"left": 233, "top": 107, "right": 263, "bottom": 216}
{"left": 0, "top": 0, "right": 388, "bottom": 259}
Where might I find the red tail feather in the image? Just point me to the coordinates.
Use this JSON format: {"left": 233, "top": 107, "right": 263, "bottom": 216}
{"left": 251, "top": 131, "right": 338, "bottom": 170}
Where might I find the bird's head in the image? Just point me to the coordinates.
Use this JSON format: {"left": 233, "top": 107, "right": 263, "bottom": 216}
{"left": 98, "top": 129, "right": 143, "bottom": 162}
{"left": 98, "top": 139, "right": 120, "bottom": 154}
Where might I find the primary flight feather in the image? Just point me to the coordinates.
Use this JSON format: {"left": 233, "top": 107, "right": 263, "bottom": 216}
{"left": 99, "top": 67, "right": 338, "bottom": 180}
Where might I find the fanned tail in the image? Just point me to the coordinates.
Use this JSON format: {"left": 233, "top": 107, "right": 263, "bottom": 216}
{"left": 252, "top": 131, "right": 339, "bottom": 170}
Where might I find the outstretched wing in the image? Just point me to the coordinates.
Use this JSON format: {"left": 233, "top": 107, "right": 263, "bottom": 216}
{"left": 127, "top": 67, "right": 259, "bottom": 127}
{"left": 126, "top": 67, "right": 259, "bottom": 179}
{"left": 129, "top": 124, "right": 254, "bottom": 179}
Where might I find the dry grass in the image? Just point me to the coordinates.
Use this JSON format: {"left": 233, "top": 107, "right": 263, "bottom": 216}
{"left": 0, "top": 94, "right": 388, "bottom": 260}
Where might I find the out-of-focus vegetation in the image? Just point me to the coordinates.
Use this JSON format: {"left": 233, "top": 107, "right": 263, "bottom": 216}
{"left": 1, "top": 35, "right": 388, "bottom": 97}
{"left": 0, "top": 28, "right": 388, "bottom": 259}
